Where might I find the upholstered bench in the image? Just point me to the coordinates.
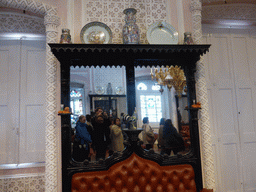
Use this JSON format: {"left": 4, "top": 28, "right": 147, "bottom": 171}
{"left": 71, "top": 153, "right": 212, "bottom": 192}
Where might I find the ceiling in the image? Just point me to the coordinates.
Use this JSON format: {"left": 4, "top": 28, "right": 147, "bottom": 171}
{"left": 202, "top": 0, "right": 256, "bottom": 6}
{"left": 1, "top": 0, "right": 255, "bottom": 29}
{"left": 201, "top": 0, "right": 256, "bottom": 28}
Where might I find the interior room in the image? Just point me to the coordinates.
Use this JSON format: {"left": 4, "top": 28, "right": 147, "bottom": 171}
{"left": 0, "top": 0, "right": 255, "bottom": 191}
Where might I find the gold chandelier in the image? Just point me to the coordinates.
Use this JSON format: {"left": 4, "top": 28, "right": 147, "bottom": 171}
{"left": 150, "top": 65, "right": 186, "bottom": 97}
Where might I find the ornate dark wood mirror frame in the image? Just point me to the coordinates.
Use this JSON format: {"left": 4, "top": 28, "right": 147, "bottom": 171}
{"left": 49, "top": 44, "right": 210, "bottom": 192}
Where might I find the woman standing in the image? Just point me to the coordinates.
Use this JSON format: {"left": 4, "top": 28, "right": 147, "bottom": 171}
{"left": 109, "top": 118, "right": 124, "bottom": 152}
{"left": 73, "top": 115, "right": 92, "bottom": 162}
{"left": 163, "top": 119, "right": 185, "bottom": 155}
{"left": 141, "top": 117, "right": 155, "bottom": 150}
{"left": 157, "top": 118, "right": 166, "bottom": 155}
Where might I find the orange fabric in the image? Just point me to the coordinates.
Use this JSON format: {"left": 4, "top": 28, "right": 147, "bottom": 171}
{"left": 72, "top": 153, "right": 199, "bottom": 192}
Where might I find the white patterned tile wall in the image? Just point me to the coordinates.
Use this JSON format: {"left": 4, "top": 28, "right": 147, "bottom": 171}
{"left": 93, "top": 66, "right": 126, "bottom": 94}
{"left": 0, "top": 13, "right": 45, "bottom": 34}
{"left": 83, "top": 0, "right": 167, "bottom": 44}
{"left": 0, "top": 175, "right": 45, "bottom": 192}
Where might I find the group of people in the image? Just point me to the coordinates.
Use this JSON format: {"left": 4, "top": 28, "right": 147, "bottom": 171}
{"left": 141, "top": 117, "right": 185, "bottom": 155}
{"left": 72, "top": 108, "right": 185, "bottom": 162}
{"left": 72, "top": 107, "right": 125, "bottom": 162}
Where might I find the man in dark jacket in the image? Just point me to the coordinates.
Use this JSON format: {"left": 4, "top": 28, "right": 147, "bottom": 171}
{"left": 91, "top": 108, "right": 111, "bottom": 160}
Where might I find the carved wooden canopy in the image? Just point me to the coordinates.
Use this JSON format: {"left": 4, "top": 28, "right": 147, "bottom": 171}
{"left": 49, "top": 44, "right": 210, "bottom": 68}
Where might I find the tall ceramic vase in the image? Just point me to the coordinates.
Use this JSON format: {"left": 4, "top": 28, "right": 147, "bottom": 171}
{"left": 122, "top": 8, "right": 140, "bottom": 44}
{"left": 60, "top": 28, "right": 72, "bottom": 44}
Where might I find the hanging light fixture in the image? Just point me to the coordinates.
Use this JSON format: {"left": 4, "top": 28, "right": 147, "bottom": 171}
{"left": 150, "top": 66, "right": 186, "bottom": 97}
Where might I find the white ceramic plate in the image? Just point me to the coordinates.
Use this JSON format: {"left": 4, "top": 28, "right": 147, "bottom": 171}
{"left": 146, "top": 21, "right": 178, "bottom": 44}
{"left": 95, "top": 86, "right": 105, "bottom": 94}
{"left": 80, "top": 22, "right": 112, "bottom": 44}
{"left": 115, "top": 86, "right": 124, "bottom": 95}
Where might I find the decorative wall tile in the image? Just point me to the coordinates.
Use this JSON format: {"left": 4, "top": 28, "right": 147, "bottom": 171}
{"left": 0, "top": 0, "right": 57, "bottom": 16}
{"left": 0, "top": 175, "right": 45, "bottom": 192}
{"left": 0, "top": 13, "right": 45, "bottom": 34}
{"left": 93, "top": 66, "right": 126, "bottom": 94}
{"left": 83, "top": 0, "right": 167, "bottom": 44}
{"left": 191, "top": 0, "right": 216, "bottom": 190}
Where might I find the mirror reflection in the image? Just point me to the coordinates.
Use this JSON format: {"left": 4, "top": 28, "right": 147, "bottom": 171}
{"left": 176, "top": 95, "right": 191, "bottom": 152}
{"left": 70, "top": 66, "right": 190, "bottom": 162}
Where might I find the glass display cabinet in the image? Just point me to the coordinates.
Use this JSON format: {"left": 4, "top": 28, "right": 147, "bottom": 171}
{"left": 89, "top": 94, "right": 126, "bottom": 118}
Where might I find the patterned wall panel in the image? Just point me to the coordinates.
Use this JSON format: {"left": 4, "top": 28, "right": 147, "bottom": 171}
{"left": 83, "top": 0, "right": 168, "bottom": 44}
{"left": 93, "top": 66, "right": 126, "bottom": 94}
{"left": 191, "top": 0, "right": 216, "bottom": 190}
{"left": 0, "top": 13, "right": 45, "bottom": 34}
{"left": 0, "top": 175, "right": 45, "bottom": 192}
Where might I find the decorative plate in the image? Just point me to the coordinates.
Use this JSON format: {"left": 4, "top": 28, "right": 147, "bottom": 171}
{"left": 80, "top": 22, "right": 112, "bottom": 44}
{"left": 95, "top": 86, "right": 105, "bottom": 94}
{"left": 146, "top": 21, "right": 178, "bottom": 44}
{"left": 115, "top": 86, "right": 124, "bottom": 95}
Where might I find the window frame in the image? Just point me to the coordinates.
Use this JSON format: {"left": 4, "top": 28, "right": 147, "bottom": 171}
{"left": 136, "top": 81, "right": 165, "bottom": 128}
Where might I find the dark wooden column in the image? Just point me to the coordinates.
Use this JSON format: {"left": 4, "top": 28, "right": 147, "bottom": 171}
{"left": 184, "top": 60, "right": 203, "bottom": 190}
{"left": 61, "top": 62, "right": 71, "bottom": 108}
{"left": 126, "top": 62, "right": 136, "bottom": 116}
{"left": 60, "top": 61, "right": 72, "bottom": 192}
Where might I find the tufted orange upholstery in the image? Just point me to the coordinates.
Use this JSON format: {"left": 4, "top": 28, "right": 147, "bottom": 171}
{"left": 72, "top": 153, "right": 210, "bottom": 192}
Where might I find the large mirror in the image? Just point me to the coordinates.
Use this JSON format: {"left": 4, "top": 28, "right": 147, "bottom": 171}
{"left": 69, "top": 66, "right": 190, "bottom": 162}
{"left": 50, "top": 43, "right": 209, "bottom": 191}
{"left": 175, "top": 95, "right": 190, "bottom": 152}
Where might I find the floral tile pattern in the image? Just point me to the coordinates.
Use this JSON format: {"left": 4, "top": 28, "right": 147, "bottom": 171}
{"left": 0, "top": 175, "right": 45, "bottom": 192}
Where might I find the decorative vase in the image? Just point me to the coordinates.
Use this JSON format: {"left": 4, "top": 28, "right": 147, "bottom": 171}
{"left": 184, "top": 32, "right": 193, "bottom": 45}
{"left": 122, "top": 8, "right": 140, "bottom": 44}
{"left": 106, "top": 83, "right": 113, "bottom": 95}
{"left": 60, "top": 28, "right": 72, "bottom": 44}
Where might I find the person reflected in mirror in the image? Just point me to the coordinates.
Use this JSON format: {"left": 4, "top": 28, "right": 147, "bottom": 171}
{"left": 109, "top": 118, "right": 124, "bottom": 155}
{"left": 103, "top": 111, "right": 112, "bottom": 157}
{"left": 158, "top": 118, "right": 166, "bottom": 155}
{"left": 103, "top": 111, "right": 112, "bottom": 129}
{"left": 141, "top": 117, "right": 155, "bottom": 150}
{"left": 91, "top": 107, "right": 111, "bottom": 160}
{"left": 85, "top": 114, "right": 94, "bottom": 161}
{"left": 109, "top": 117, "right": 114, "bottom": 128}
{"left": 162, "top": 119, "right": 185, "bottom": 155}
{"left": 85, "top": 114, "right": 93, "bottom": 136}
{"left": 73, "top": 115, "right": 92, "bottom": 162}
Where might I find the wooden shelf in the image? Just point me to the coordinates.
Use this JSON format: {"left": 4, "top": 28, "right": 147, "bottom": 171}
{"left": 88, "top": 94, "right": 126, "bottom": 97}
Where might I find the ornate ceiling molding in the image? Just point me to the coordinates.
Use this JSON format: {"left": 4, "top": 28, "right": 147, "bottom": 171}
{"left": 0, "top": 12, "right": 45, "bottom": 34}
{"left": 202, "top": 4, "right": 256, "bottom": 20}
{"left": 202, "top": 4, "right": 256, "bottom": 27}
{"left": 202, "top": 0, "right": 256, "bottom": 5}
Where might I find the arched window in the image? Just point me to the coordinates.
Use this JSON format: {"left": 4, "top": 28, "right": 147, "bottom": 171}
{"left": 70, "top": 89, "right": 82, "bottom": 97}
{"left": 137, "top": 83, "right": 147, "bottom": 90}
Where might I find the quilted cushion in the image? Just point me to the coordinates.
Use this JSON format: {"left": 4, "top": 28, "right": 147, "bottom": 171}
{"left": 71, "top": 153, "right": 197, "bottom": 192}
